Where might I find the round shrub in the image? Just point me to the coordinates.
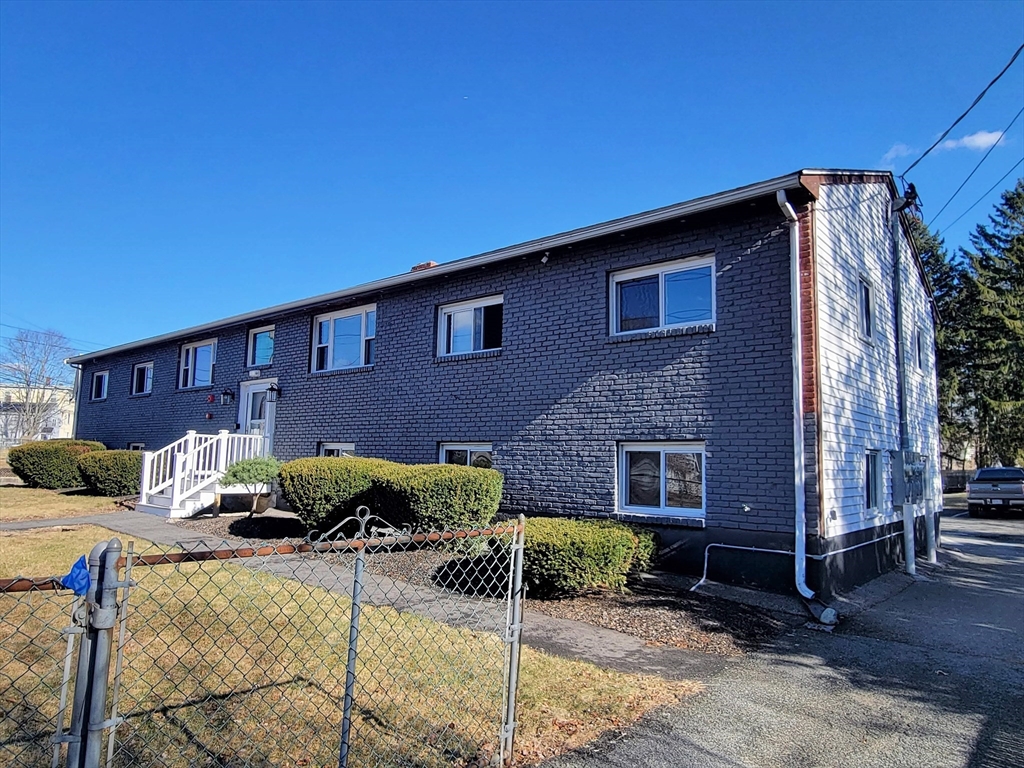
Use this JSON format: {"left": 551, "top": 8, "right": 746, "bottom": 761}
{"left": 371, "top": 463, "right": 503, "bottom": 531}
{"left": 520, "top": 517, "right": 655, "bottom": 598}
{"left": 278, "top": 457, "right": 388, "bottom": 531}
{"left": 78, "top": 450, "right": 144, "bottom": 496}
{"left": 279, "top": 457, "right": 504, "bottom": 534}
{"left": 8, "top": 439, "right": 106, "bottom": 489}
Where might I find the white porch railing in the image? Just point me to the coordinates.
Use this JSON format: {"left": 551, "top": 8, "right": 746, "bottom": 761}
{"left": 140, "top": 430, "right": 268, "bottom": 510}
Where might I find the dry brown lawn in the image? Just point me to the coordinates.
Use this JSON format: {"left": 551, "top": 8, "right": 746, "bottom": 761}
{"left": 1, "top": 526, "right": 700, "bottom": 767}
{"left": 0, "top": 486, "right": 120, "bottom": 522}
{"left": 0, "top": 524, "right": 123, "bottom": 578}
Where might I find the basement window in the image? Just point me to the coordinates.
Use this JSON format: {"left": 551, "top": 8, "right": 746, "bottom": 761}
{"left": 440, "top": 443, "right": 493, "bottom": 469}
{"left": 618, "top": 442, "right": 705, "bottom": 517}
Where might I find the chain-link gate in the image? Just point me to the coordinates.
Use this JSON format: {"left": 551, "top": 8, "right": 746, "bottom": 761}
{"left": 1, "top": 510, "right": 526, "bottom": 768}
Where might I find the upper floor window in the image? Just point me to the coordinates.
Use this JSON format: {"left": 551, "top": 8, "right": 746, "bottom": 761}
{"left": 438, "top": 296, "right": 503, "bottom": 356}
{"left": 90, "top": 371, "right": 108, "bottom": 401}
{"left": 611, "top": 256, "right": 715, "bottom": 335}
{"left": 914, "top": 325, "right": 925, "bottom": 370}
{"left": 313, "top": 306, "right": 375, "bottom": 372}
{"left": 319, "top": 442, "right": 355, "bottom": 457}
{"left": 131, "top": 362, "right": 153, "bottom": 395}
{"left": 248, "top": 326, "right": 275, "bottom": 367}
{"left": 180, "top": 339, "right": 216, "bottom": 389}
{"left": 858, "top": 278, "right": 875, "bottom": 340}
{"left": 619, "top": 442, "right": 705, "bottom": 517}
{"left": 440, "top": 442, "right": 493, "bottom": 469}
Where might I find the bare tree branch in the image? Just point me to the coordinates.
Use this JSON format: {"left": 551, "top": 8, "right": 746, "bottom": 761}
{"left": 0, "top": 329, "right": 76, "bottom": 444}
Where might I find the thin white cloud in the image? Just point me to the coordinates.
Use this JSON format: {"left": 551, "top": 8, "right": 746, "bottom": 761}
{"left": 938, "top": 130, "right": 1005, "bottom": 151}
{"left": 881, "top": 142, "right": 915, "bottom": 167}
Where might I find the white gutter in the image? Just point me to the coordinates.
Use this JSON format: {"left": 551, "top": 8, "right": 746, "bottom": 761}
{"left": 777, "top": 190, "right": 816, "bottom": 600}
{"left": 68, "top": 171, "right": 806, "bottom": 363}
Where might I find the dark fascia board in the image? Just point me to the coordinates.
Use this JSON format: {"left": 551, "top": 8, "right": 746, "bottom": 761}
{"left": 68, "top": 168, "right": 874, "bottom": 364}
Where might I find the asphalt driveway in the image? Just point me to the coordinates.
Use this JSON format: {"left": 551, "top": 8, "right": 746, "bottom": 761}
{"left": 543, "top": 497, "right": 1024, "bottom": 768}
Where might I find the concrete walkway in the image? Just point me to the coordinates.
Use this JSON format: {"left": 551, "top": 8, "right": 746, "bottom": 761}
{"left": 542, "top": 502, "right": 1024, "bottom": 768}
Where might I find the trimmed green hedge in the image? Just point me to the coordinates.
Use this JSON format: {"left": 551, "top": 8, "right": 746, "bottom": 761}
{"left": 278, "top": 457, "right": 388, "bottom": 531}
{"left": 8, "top": 439, "right": 107, "bottom": 489}
{"left": 78, "top": 450, "right": 143, "bottom": 496}
{"left": 371, "top": 463, "right": 502, "bottom": 531}
{"left": 278, "top": 457, "right": 503, "bottom": 533}
{"left": 521, "top": 517, "right": 656, "bottom": 598}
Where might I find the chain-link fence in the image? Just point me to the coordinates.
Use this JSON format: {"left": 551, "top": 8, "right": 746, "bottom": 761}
{"left": 1, "top": 509, "right": 525, "bottom": 768}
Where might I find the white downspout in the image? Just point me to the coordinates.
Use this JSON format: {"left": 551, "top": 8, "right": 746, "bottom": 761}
{"left": 777, "top": 190, "right": 816, "bottom": 600}
{"left": 66, "top": 360, "right": 82, "bottom": 440}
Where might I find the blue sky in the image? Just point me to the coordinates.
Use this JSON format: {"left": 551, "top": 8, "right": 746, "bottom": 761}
{"left": 1, "top": 0, "right": 1022, "bottom": 354}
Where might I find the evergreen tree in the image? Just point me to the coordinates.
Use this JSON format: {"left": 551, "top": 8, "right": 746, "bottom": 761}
{"left": 961, "top": 180, "right": 1024, "bottom": 465}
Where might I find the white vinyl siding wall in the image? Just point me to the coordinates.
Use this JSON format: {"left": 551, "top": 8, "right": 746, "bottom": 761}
{"left": 815, "top": 182, "right": 941, "bottom": 538}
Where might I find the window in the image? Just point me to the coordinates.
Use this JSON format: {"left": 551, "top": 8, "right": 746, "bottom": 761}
{"left": 440, "top": 443, "right": 493, "bottom": 469}
{"left": 179, "top": 339, "right": 216, "bottom": 388}
{"left": 438, "top": 296, "right": 503, "bottom": 356}
{"left": 858, "top": 278, "right": 874, "bottom": 339}
{"left": 127, "top": 442, "right": 145, "bottom": 451}
{"left": 914, "top": 326, "right": 924, "bottom": 370}
{"left": 619, "top": 442, "right": 705, "bottom": 517}
{"left": 611, "top": 256, "right": 714, "bottom": 335}
{"left": 319, "top": 442, "right": 355, "bottom": 457}
{"left": 131, "top": 362, "right": 153, "bottom": 395}
{"left": 313, "top": 306, "right": 376, "bottom": 372}
{"left": 865, "top": 451, "right": 881, "bottom": 512}
{"left": 248, "top": 326, "right": 275, "bottom": 367}
{"left": 90, "top": 371, "right": 108, "bottom": 401}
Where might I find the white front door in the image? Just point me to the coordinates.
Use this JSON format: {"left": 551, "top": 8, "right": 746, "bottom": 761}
{"left": 238, "top": 379, "right": 276, "bottom": 455}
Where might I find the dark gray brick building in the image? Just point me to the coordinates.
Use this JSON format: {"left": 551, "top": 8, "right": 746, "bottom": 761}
{"left": 69, "top": 170, "right": 942, "bottom": 598}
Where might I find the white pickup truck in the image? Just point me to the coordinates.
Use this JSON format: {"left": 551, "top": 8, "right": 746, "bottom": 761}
{"left": 967, "top": 467, "right": 1024, "bottom": 517}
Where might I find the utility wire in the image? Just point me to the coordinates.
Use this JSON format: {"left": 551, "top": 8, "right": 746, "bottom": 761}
{"left": 928, "top": 105, "right": 1024, "bottom": 226}
{"left": 941, "top": 157, "right": 1023, "bottom": 232}
{"left": 901, "top": 42, "right": 1024, "bottom": 180}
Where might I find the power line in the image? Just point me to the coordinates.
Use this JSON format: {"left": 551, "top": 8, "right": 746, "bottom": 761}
{"left": 928, "top": 106, "right": 1024, "bottom": 226}
{"left": 901, "top": 42, "right": 1024, "bottom": 180}
{"left": 941, "top": 157, "right": 1024, "bottom": 232}
{"left": 0, "top": 323, "right": 107, "bottom": 352}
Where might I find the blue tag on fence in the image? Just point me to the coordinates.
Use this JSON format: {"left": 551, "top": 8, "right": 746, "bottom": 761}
{"left": 60, "top": 556, "right": 90, "bottom": 596}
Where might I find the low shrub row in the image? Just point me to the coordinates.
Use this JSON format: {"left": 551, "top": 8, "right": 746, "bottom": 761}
{"left": 78, "top": 450, "right": 144, "bottom": 496}
{"left": 520, "top": 517, "right": 656, "bottom": 598}
{"left": 8, "top": 440, "right": 107, "bottom": 490}
{"left": 278, "top": 457, "right": 503, "bottom": 533}
{"left": 8, "top": 440, "right": 145, "bottom": 496}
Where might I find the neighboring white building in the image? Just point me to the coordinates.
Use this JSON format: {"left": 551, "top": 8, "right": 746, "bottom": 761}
{"left": 0, "top": 385, "right": 76, "bottom": 447}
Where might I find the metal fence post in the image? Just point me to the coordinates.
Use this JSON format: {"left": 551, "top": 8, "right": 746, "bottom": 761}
{"left": 500, "top": 515, "right": 526, "bottom": 766}
{"left": 83, "top": 537, "right": 121, "bottom": 768}
{"left": 337, "top": 543, "right": 366, "bottom": 768}
{"left": 65, "top": 541, "right": 106, "bottom": 768}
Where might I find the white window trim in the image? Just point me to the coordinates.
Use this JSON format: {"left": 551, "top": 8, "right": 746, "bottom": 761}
{"left": 436, "top": 295, "right": 503, "bottom": 357}
{"left": 858, "top": 276, "right": 875, "bottom": 342}
{"left": 914, "top": 325, "right": 925, "bottom": 371}
{"left": 439, "top": 442, "right": 494, "bottom": 464}
{"left": 609, "top": 255, "right": 716, "bottom": 336}
{"left": 618, "top": 441, "right": 706, "bottom": 518}
{"left": 127, "top": 442, "right": 146, "bottom": 451}
{"left": 247, "top": 325, "right": 275, "bottom": 368}
{"left": 866, "top": 450, "right": 882, "bottom": 514}
{"left": 311, "top": 305, "right": 376, "bottom": 372}
{"left": 90, "top": 371, "right": 109, "bottom": 402}
{"left": 179, "top": 339, "right": 217, "bottom": 389}
{"left": 131, "top": 362, "right": 153, "bottom": 395}
{"left": 319, "top": 442, "right": 356, "bottom": 457}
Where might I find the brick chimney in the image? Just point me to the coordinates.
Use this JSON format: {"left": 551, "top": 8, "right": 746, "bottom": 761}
{"left": 410, "top": 261, "right": 439, "bottom": 272}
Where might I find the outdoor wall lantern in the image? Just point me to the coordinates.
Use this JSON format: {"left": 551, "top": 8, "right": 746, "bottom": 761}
{"left": 267, "top": 383, "right": 281, "bottom": 402}
{"left": 220, "top": 389, "right": 235, "bottom": 406}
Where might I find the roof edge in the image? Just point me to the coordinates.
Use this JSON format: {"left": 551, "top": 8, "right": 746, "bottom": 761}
{"left": 69, "top": 170, "right": 814, "bottom": 364}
